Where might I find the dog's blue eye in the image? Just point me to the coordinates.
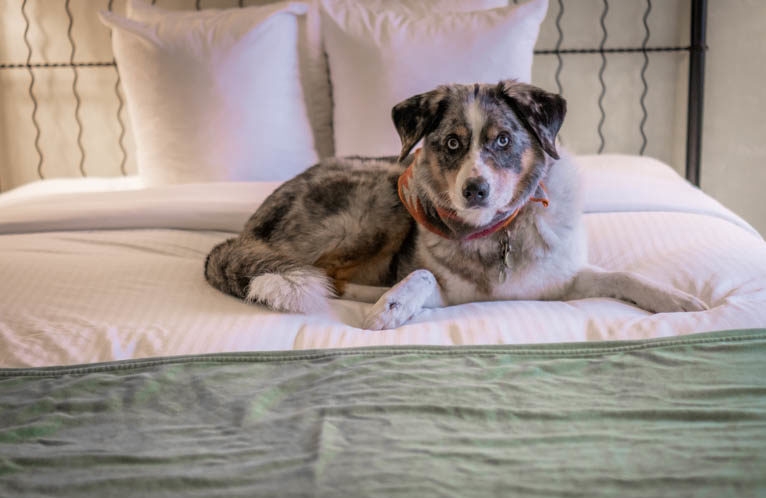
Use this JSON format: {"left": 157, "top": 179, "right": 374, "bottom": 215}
{"left": 446, "top": 137, "right": 460, "bottom": 151}
{"left": 496, "top": 134, "right": 510, "bottom": 148}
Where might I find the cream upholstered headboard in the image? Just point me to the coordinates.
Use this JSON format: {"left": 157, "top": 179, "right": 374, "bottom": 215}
{"left": 0, "top": 0, "right": 706, "bottom": 192}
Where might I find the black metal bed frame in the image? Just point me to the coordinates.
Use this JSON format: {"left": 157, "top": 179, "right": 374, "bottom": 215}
{"left": 0, "top": 0, "right": 708, "bottom": 188}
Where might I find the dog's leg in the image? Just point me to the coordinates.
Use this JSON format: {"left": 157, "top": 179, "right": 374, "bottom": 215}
{"left": 205, "top": 237, "right": 333, "bottom": 313}
{"left": 362, "top": 270, "right": 445, "bottom": 330}
{"left": 564, "top": 266, "right": 707, "bottom": 313}
{"left": 340, "top": 284, "right": 390, "bottom": 303}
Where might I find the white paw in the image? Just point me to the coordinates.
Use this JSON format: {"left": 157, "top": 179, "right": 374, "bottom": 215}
{"left": 361, "top": 295, "right": 419, "bottom": 330}
{"left": 360, "top": 269, "right": 439, "bottom": 330}
{"left": 246, "top": 270, "right": 331, "bottom": 314}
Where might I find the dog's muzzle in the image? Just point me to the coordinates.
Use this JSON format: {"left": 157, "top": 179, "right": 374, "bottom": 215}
{"left": 462, "top": 177, "right": 489, "bottom": 208}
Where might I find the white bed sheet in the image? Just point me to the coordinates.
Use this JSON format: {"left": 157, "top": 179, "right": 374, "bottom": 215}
{"left": 0, "top": 154, "right": 764, "bottom": 367}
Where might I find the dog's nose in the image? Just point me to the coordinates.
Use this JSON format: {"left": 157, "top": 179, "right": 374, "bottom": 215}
{"left": 462, "top": 177, "right": 489, "bottom": 207}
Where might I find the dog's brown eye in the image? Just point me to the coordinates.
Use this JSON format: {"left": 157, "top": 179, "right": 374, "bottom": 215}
{"left": 496, "top": 133, "right": 510, "bottom": 148}
{"left": 446, "top": 136, "right": 461, "bottom": 151}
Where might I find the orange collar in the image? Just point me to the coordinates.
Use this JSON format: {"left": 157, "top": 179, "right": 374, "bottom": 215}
{"left": 397, "top": 149, "right": 549, "bottom": 241}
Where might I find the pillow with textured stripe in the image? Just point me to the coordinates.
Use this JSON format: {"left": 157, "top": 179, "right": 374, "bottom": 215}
{"left": 100, "top": 0, "right": 317, "bottom": 186}
{"left": 321, "top": 0, "right": 548, "bottom": 157}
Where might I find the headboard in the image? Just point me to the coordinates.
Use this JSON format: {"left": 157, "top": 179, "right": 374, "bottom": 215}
{"left": 0, "top": 0, "right": 707, "bottom": 192}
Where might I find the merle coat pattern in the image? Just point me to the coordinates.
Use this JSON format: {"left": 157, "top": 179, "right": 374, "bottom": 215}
{"left": 205, "top": 80, "right": 707, "bottom": 329}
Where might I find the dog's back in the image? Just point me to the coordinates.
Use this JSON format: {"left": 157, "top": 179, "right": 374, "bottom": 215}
{"left": 204, "top": 156, "right": 416, "bottom": 312}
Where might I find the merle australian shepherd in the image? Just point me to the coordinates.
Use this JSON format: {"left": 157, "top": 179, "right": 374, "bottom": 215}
{"left": 205, "top": 80, "right": 706, "bottom": 329}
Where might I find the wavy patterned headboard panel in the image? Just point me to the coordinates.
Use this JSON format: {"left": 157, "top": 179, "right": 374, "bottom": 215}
{"left": 0, "top": 0, "right": 706, "bottom": 192}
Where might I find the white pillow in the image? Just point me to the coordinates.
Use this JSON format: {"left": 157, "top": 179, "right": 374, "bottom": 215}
{"left": 321, "top": 0, "right": 548, "bottom": 157}
{"left": 280, "top": 0, "right": 512, "bottom": 161}
{"left": 99, "top": 1, "right": 318, "bottom": 186}
{"left": 302, "top": 0, "right": 509, "bottom": 159}
{"left": 353, "top": 0, "right": 510, "bottom": 14}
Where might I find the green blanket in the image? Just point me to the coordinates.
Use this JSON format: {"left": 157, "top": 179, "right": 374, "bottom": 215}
{"left": 2, "top": 329, "right": 766, "bottom": 497}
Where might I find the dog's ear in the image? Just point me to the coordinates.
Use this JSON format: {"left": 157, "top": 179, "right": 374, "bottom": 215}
{"left": 391, "top": 90, "right": 447, "bottom": 162}
{"left": 498, "top": 80, "right": 566, "bottom": 160}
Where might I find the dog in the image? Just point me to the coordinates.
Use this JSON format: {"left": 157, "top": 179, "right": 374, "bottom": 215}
{"left": 204, "top": 80, "right": 707, "bottom": 330}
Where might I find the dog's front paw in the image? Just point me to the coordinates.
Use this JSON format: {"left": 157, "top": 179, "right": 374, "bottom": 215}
{"left": 361, "top": 269, "right": 440, "bottom": 330}
{"left": 362, "top": 296, "right": 419, "bottom": 330}
{"left": 648, "top": 289, "right": 709, "bottom": 313}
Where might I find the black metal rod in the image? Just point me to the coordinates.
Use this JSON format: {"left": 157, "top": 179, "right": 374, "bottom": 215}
{"left": 553, "top": 0, "right": 564, "bottom": 96}
{"left": 686, "top": 0, "right": 707, "bottom": 186}
{"left": 534, "top": 46, "right": 690, "bottom": 55}
{"left": 65, "top": 0, "right": 87, "bottom": 177}
{"left": 0, "top": 62, "right": 116, "bottom": 69}
{"left": 596, "top": 0, "right": 609, "bottom": 154}
{"left": 0, "top": 47, "right": 697, "bottom": 71}
{"left": 21, "top": 0, "right": 43, "bottom": 180}
{"left": 638, "top": 0, "right": 652, "bottom": 155}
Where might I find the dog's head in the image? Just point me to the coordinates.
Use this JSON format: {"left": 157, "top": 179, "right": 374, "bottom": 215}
{"left": 392, "top": 80, "right": 565, "bottom": 227}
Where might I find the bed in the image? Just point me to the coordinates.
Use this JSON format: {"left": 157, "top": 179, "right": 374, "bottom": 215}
{"left": 1, "top": 0, "right": 765, "bottom": 496}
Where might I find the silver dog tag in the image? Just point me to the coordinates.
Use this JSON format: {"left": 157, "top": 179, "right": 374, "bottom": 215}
{"left": 498, "top": 232, "right": 512, "bottom": 283}
{"left": 503, "top": 247, "right": 513, "bottom": 268}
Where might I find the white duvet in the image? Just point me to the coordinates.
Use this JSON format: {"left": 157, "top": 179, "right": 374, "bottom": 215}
{"left": 1, "top": 154, "right": 764, "bottom": 367}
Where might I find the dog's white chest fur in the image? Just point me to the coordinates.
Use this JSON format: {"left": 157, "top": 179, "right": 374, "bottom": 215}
{"left": 488, "top": 228, "right": 586, "bottom": 302}
{"left": 421, "top": 216, "right": 586, "bottom": 306}
{"left": 418, "top": 153, "right": 586, "bottom": 305}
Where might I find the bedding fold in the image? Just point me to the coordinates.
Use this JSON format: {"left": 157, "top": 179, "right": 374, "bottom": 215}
{"left": 0, "top": 155, "right": 759, "bottom": 237}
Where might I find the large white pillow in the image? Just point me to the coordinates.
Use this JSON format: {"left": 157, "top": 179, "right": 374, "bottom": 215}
{"left": 99, "top": 1, "right": 318, "bottom": 186}
{"left": 271, "top": 0, "right": 510, "bottom": 161}
{"left": 321, "top": 0, "right": 548, "bottom": 157}
{"left": 352, "top": 0, "right": 510, "bottom": 14}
